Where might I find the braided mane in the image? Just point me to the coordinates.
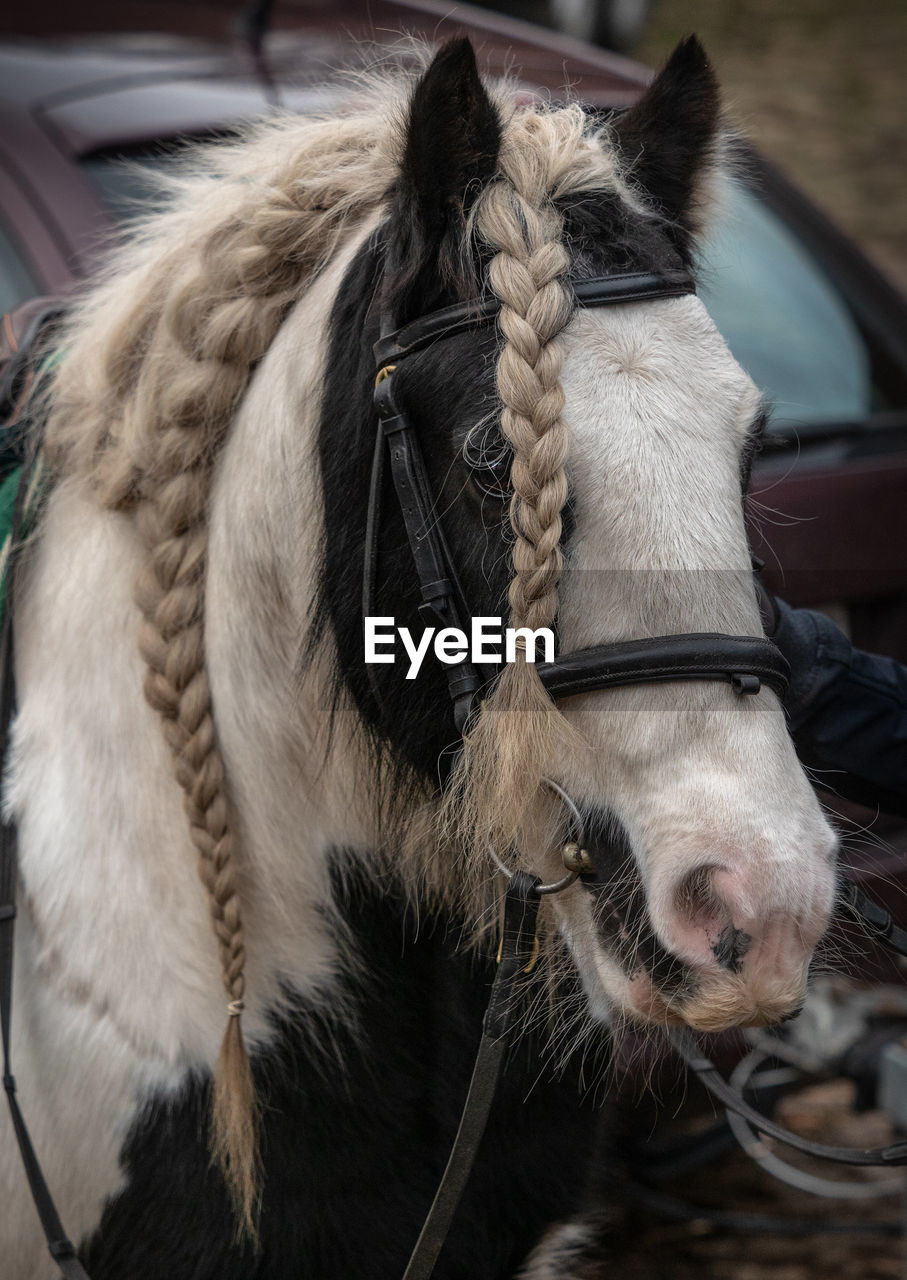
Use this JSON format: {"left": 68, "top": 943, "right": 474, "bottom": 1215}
{"left": 42, "top": 63, "right": 631, "bottom": 1233}
{"left": 45, "top": 102, "right": 402, "bottom": 1233}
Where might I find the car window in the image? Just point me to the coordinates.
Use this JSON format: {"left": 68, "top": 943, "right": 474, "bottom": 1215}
{"left": 81, "top": 151, "right": 179, "bottom": 223}
{"left": 698, "top": 180, "right": 873, "bottom": 428}
{"left": 0, "top": 218, "right": 40, "bottom": 314}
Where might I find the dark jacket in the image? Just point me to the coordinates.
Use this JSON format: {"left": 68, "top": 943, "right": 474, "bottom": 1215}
{"left": 772, "top": 598, "right": 907, "bottom": 817}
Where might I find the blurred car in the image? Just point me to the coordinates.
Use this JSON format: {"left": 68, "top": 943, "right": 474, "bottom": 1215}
{"left": 548, "top": 0, "right": 650, "bottom": 49}
{"left": 2, "top": 0, "right": 907, "bottom": 860}
{"left": 473, "top": 0, "right": 652, "bottom": 52}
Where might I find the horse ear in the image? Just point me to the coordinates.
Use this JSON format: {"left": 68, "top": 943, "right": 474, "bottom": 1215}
{"left": 612, "top": 36, "right": 722, "bottom": 255}
{"left": 386, "top": 38, "right": 501, "bottom": 321}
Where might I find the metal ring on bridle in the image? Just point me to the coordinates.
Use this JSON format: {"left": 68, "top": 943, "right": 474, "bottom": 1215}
{"left": 487, "top": 777, "right": 588, "bottom": 896}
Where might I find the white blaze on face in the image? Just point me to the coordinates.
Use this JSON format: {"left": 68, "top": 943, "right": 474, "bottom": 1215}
{"left": 549, "top": 296, "right": 837, "bottom": 1029}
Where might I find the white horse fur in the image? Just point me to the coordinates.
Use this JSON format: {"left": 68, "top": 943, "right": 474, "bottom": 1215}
{"left": 2, "top": 38, "right": 837, "bottom": 1278}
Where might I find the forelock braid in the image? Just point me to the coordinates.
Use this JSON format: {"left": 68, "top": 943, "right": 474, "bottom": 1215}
{"left": 443, "top": 112, "right": 585, "bottom": 882}
{"left": 487, "top": 190, "right": 571, "bottom": 633}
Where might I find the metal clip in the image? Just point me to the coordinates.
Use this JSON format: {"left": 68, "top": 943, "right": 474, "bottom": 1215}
{"left": 562, "top": 841, "right": 595, "bottom": 875}
{"left": 731, "top": 673, "right": 761, "bottom": 695}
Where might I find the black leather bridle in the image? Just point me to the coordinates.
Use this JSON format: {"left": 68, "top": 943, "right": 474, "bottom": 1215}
{"left": 365, "top": 267, "right": 907, "bottom": 1279}
{"left": 366, "top": 268, "right": 790, "bottom": 734}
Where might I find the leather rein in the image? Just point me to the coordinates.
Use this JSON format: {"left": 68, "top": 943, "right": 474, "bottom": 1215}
{"left": 2, "top": 271, "right": 907, "bottom": 1279}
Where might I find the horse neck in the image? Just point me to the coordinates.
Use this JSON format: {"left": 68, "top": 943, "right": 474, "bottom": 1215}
{"left": 8, "top": 227, "right": 392, "bottom": 1077}
{"left": 204, "top": 225, "right": 392, "bottom": 930}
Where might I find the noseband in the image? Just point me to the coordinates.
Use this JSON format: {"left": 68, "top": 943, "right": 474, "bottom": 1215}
{"left": 365, "top": 267, "right": 789, "bottom": 733}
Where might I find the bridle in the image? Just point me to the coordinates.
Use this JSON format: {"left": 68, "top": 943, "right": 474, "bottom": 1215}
{"left": 2, "top": 268, "right": 907, "bottom": 1280}
{"left": 364, "top": 265, "right": 907, "bottom": 1277}
{"left": 365, "top": 266, "right": 790, "bottom": 734}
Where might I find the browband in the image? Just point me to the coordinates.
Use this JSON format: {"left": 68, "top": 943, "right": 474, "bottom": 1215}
{"left": 373, "top": 269, "right": 696, "bottom": 368}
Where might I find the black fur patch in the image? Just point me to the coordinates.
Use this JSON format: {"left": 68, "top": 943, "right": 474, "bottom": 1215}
{"left": 712, "top": 923, "right": 752, "bottom": 972}
{"left": 611, "top": 35, "right": 721, "bottom": 263}
{"left": 559, "top": 185, "right": 687, "bottom": 279}
{"left": 581, "top": 807, "right": 691, "bottom": 999}
{"left": 80, "top": 871, "right": 603, "bottom": 1279}
{"left": 387, "top": 38, "right": 501, "bottom": 324}
{"left": 314, "top": 231, "right": 512, "bottom": 782}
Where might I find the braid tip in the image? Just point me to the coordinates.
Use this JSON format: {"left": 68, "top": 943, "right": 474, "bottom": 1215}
{"left": 212, "top": 1011, "right": 261, "bottom": 1244}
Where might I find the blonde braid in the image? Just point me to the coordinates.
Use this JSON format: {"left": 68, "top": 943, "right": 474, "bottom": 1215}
{"left": 41, "top": 106, "right": 403, "bottom": 1232}
{"left": 444, "top": 114, "right": 583, "bottom": 873}
{"left": 125, "top": 179, "right": 355, "bottom": 1232}
{"left": 134, "top": 459, "right": 259, "bottom": 1228}
{"left": 488, "top": 204, "right": 572, "bottom": 631}
{"left": 132, "top": 351, "right": 265, "bottom": 1233}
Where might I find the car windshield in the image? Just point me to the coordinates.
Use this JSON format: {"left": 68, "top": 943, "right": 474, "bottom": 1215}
{"left": 698, "top": 179, "right": 872, "bottom": 429}
{"left": 82, "top": 154, "right": 873, "bottom": 431}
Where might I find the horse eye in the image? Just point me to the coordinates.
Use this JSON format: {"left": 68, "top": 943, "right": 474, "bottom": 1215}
{"left": 462, "top": 427, "right": 513, "bottom": 501}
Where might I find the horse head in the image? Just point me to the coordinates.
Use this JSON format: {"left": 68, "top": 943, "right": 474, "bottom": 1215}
{"left": 319, "top": 37, "right": 837, "bottom": 1036}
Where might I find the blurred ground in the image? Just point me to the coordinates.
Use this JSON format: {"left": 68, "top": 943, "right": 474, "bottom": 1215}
{"left": 637, "top": 0, "right": 907, "bottom": 294}
{"left": 611, "top": 1078, "right": 904, "bottom": 1277}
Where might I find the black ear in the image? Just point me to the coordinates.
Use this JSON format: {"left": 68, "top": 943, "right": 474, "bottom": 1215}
{"left": 612, "top": 36, "right": 721, "bottom": 258}
{"left": 386, "top": 38, "right": 501, "bottom": 322}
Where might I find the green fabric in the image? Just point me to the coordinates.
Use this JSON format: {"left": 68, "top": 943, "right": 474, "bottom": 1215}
{"left": 0, "top": 463, "right": 23, "bottom": 622}
{"left": 0, "top": 342, "right": 60, "bottom": 622}
{"left": 0, "top": 458, "right": 46, "bottom": 625}
{"left": 0, "top": 465, "right": 22, "bottom": 535}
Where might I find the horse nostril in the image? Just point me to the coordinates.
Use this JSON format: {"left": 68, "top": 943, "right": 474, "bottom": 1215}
{"left": 662, "top": 863, "right": 751, "bottom": 969}
{"left": 673, "top": 864, "right": 722, "bottom": 931}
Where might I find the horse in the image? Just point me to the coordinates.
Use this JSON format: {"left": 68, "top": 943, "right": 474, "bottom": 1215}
{"left": 1, "top": 34, "right": 838, "bottom": 1279}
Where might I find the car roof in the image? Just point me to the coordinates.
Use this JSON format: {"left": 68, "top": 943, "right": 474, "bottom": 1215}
{"left": 0, "top": 0, "right": 648, "bottom": 156}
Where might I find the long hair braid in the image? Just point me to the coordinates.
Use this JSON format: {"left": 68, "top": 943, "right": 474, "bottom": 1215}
{"left": 134, "top": 472, "right": 258, "bottom": 1232}
{"left": 37, "top": 108, "right": 405, "bottom": 1229}
{"left": 88, "top": 157, "right": 379, "bottom": 1231}
{"left": 445, "top": 113, "right": 584, "bottom": 875}
{"left": 130, "top": 329, "right": 273, "bottom": 1233}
